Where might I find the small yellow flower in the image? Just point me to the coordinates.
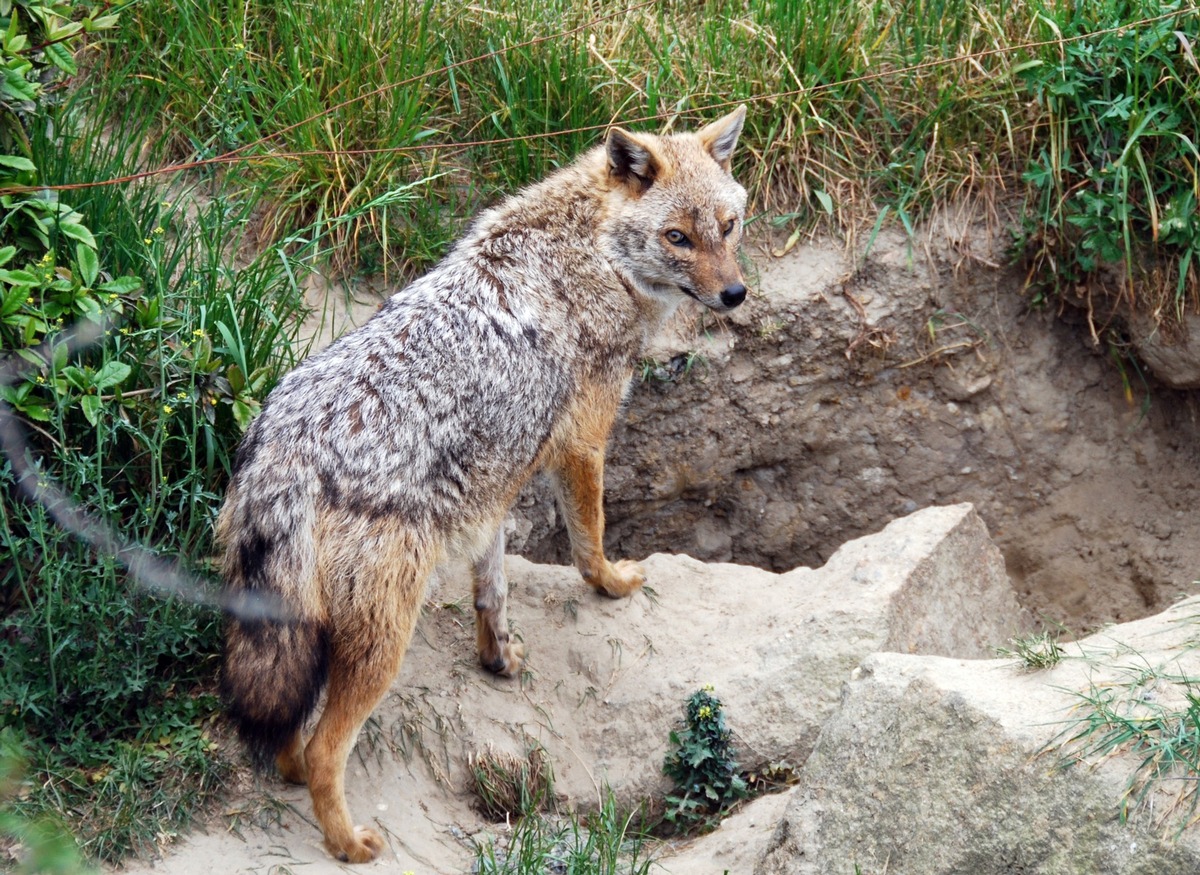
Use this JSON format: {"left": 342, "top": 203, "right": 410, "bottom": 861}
{"left": 153, "top": 226, "right": 165, "bottom": 235}
{"left": 209, "top": 397, "right": 218, "bottom": 406}
{"left": 233, "top": 41, "right": 245, "bottom": 50}
{"left": 702, "top": 683, "right": 715, "bottom": 693}
{"left": 144, "top": 237, "right": 153, "bottom": 245}
{"left": 193, "top": 328, "right": 206, "bottom": 338}
{"left": 35, "top": 375, "right": 45, "bottom": 384}
{"left": 698, "top": 705, "right": 713, "bottom": 719}
{"left": 25, "top": 296, "right": 33, "bottom": 305}
{"left": 163, "top": 404, "right": 174, "bottom": 415}
{"left": 175, "top": 390, "right": 188, "bottom": 401}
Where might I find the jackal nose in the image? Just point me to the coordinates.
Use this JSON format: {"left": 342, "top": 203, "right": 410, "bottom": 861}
{"left": 720, "top": 284, "right": 747, "bottom": 309}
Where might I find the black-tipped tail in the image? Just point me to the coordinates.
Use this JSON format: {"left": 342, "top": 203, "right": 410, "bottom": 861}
{"left": 221, "top": 618, "right": 330, "bottom": 772}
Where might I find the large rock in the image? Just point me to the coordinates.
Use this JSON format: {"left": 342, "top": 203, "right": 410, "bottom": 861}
{"left": 658, "top": 787, "right": 797, "bottom": 874}
{"left": 673, "top": 596, "right": 1200, "bottom": 875}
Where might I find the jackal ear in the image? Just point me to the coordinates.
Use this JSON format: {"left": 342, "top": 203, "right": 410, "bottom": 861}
{"left": 696, "top": 105, "right": 747, "bottom": 172}
{"left": 606, "top": 127, "right": 661, "bottom": 194}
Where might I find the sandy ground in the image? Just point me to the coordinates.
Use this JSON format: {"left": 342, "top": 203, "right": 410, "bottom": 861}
{"left": 120, "top": 554, "right": 791, "bottom": 875}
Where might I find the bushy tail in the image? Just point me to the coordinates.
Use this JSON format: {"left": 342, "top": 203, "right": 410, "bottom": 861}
{"left": 221, "top": 612, "right": 330, "bottom": 771}
{"left": 217, "top": 489, "right": 328, "bottom": 772}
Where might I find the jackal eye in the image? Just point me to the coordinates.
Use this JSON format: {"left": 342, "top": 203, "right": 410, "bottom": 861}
{"left": 665, "top": 229, "right": 691, "bottom": 248}
{"left": 722, "top": 219, "right": 737, "bottom": 238}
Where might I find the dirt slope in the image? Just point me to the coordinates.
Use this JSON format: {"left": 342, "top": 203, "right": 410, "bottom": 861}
{"left": 119, "top": 505, "right": 1023, "bottom": 874}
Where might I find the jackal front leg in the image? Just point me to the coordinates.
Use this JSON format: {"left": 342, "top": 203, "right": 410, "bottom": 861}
{"left": 473, "top": 527, "right": 525, "bottom": 676}
{"left": 551, "top": 442, "right": 645, "bottom": 598}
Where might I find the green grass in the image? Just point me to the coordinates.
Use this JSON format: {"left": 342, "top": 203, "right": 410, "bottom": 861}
{"left": 99, "top": 0, "right": 1053, "bottom": 272}
{"left": 103, "top": 0, "right": 1199, "bottom": 314}
{"left": 2, "top": 0, "right": 1199, "bottom": 864}
{"left": 1, "top": 741, "right": 97, "bottom": 875}
{"left": 91, "top": 0, "right": 1200, "bottom": 306}
{"left": 996, "top": 626, "right": 1067, "bottom": 670}
{"left": 1, "top": 2, "right": 312, "bottom": 860}
{"left": 1015, "top": 0, "right": 1200, "bottom": 322}
{"left": 1055, "top": 662, "right": 1200, "bottom": 832}
{"left": 474, "top": 790, "right": 656, "bottom": 875}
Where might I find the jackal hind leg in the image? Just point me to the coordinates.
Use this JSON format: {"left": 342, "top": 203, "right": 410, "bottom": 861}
{"left": 303, "top": 546, "right": 427, "bottom": 864}
{"left": 551, "top": 442, "right": 645, "bottom": 598}
{"left": 473, "top": 527, "right": 524, "bottom": 676}
{"left": 276, "top": 729, "right": 308, "bottom": 784}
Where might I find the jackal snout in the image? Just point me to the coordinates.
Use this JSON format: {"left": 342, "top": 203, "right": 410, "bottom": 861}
{"left": 706, "top": 246, "right": 749, "bottom": 311}
{"left": 720, "top": 282, "right": 747, "bottom": 309}
{"left": 676, "top": 239, "right": 749, "bottom": 312}
{"left": 687, "top": 272, "right": 747, "bottom": 312}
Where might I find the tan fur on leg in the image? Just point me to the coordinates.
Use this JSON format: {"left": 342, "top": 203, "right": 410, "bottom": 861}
{"left": 276, "top": 729, "right": 308, "bottom": 785}
{"left": 550, "top": 437, "right": 646, "bottom": 598}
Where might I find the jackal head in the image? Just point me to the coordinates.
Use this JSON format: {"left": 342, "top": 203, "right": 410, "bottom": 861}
{"left": 604, "top": 106, "right": 749, "bottom": 312}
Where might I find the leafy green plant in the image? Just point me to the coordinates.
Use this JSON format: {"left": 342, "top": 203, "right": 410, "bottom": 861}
{"left": 1, "top": 1, "right": 141, "bottom": 431}
{"left": 1, "top": 0, "right": 122, "bottom": 320}
{"left": 1016, "top": 0, "right": 1200, "bottom": 319}
{"left": 0, "top": 0, "right": 309, "bottom": 861}
{"left": 662, "top": 686, "right": 747, "bottom": 831}
{"left": 0, "top": 200, "right": 304, "bottom": 861}
{"left": 1, "top": 1, "right": 120, "bottom": 148}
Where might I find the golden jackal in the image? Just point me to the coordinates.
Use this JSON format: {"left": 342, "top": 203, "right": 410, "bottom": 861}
{"left": 218, "top": 106, "right": 749, "bottom": 863}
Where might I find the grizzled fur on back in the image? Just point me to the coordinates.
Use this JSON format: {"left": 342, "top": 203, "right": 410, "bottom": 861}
{"left": 217, "top": 106, "right": 749, "bottom": 864}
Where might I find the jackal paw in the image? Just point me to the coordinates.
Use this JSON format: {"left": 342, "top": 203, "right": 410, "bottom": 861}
{"left": 593, "top": 559, "right": 646, "bottom": 599}
{"left": 481, "top": 639, "right": 525, "bottom": 678}
{"left": 328, "top": 825, "right": 385, "bottom": 864}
